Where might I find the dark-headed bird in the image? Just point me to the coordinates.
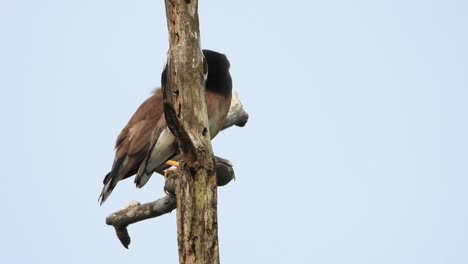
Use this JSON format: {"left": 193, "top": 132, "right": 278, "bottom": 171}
{"left": 99, "top": 50, "right": 232, "bottom": 204}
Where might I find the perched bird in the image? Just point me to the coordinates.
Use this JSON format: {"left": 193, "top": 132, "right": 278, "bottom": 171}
{"left": 99, "top": 50, "right": 232, "bottom": 204}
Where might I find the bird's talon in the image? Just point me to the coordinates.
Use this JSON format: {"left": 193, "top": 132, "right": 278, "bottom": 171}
{"left": 165, "top": 160, "right": 179, "bottom": 168}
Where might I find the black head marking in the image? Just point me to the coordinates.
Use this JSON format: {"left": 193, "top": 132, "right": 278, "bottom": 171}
{"left": 202, "top": 49, "right": 232, "bottom": 95}
{"left": 161, "top": 50, "right": 232, "bottom": 96}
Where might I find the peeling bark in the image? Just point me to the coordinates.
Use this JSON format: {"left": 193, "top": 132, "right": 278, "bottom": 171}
{"left": 164, "top": 1, "right": 220, "bottom": 263}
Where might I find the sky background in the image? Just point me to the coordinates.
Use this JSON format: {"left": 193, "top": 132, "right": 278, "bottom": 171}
{"left": 1, "top": 0, "right": 468, "bottom": 263}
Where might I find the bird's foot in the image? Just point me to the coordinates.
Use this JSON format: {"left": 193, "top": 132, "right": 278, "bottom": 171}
{"left": 163, "top": 160, "right": 179, "bottom": 178}
{"left": 164, "top": 160, "right": 179, "bottom": 168}
{"left": 154, "top": 160, "right": 179, "bottom": 178}
{"left": 163, "top": 168, "right": 178, "bottom": 195}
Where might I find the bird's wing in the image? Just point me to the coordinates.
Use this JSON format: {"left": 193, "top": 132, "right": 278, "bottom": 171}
{"left": 132, "top": 61, "right": 178, "bottom": 188}
{"left": 135, "top": 117, "right": 177, "bottom": 188}
{"left": 99, "top": 89, "right": 164, "bottom": 204}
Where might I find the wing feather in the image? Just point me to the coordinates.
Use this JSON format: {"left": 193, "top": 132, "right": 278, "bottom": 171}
{"left": 99, "top": 89, "right": 164, "bottom": 204}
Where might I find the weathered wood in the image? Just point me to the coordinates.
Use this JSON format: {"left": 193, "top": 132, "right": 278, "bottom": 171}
{"left": 106, "top": 196, "right": 176, "bottom": 248}
{"left": 105, "top": 156, "right": 235, "bottom": 249}
{"left": 164, "top": 1, "right": 219, "bottom": 263}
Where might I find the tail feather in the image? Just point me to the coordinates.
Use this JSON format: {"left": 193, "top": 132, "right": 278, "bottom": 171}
{"left": 99, "top": 179, "right": 113, "bottom": 205}
{"left": 135, "top": 158, "right": 152, "bottom": 188}
{"left": 135, "top": 127, "right": 176, "bottom": 188}
{"left": 99, "top": 157, "right": 128, "bottom": 205}
{"left": 102, "top": 172, "right": 112, "bottom": 185}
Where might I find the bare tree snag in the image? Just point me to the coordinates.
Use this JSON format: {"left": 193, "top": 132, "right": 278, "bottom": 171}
{"left": 104, "top": 0, "right": 249, "bottom": 257}
{"left": 164, "top": 1, "right": 219, "bottom": 263}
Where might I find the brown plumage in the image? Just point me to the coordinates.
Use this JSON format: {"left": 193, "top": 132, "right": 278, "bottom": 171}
{"left": 100, "top": 49, "right": 232, "bottom": 204}
{"left": 102, "top": 89, "right": 164, "bottom": 187}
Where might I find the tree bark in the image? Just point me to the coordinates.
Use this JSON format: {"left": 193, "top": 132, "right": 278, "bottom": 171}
{"left": 164, "top": 1, "right": 219, "bottom": 263}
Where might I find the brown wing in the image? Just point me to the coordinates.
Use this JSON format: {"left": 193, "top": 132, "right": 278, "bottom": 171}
{"left": 99, "top": 89, "right": 164, "bottom": 204}
{"left": 116, "top": 89, "right": 163, "bottom": 150}
{"left": 113, "top": 88, "right": 164, "bottom": 174}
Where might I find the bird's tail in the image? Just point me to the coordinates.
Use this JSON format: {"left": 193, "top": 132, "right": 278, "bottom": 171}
{"left": 134, "top": 127, "right": 176, "bottom": 188}
{"left": 135, "top": 157, "right": 152, "bottom": 188}
{"left": 98, "top": 174, "right": 114, "bottom": 205}
{"left": 99, "top": 157, "right": 127, "bottom": 205}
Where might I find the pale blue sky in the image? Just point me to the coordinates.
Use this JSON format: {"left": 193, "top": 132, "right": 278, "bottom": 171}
{"left": 1, "top": 0, "right": 467, "bottom": 263}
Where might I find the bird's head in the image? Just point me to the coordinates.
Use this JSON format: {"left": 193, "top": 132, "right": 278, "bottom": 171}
{"left": 202, "top": 49, "right": 232, "bottom": 95}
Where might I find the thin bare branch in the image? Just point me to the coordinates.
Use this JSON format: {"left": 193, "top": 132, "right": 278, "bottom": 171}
{"left": 105, "top": 156, "right": 235, "bottom": 248}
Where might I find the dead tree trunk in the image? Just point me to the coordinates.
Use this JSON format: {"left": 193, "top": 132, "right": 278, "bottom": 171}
{"left": 163, "top": 1, "right": 220, "bottom": 263}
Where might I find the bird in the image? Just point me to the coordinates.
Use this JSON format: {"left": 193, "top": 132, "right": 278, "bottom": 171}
{"left": 99, "top": 50, "right": 232, "bottom": 204}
